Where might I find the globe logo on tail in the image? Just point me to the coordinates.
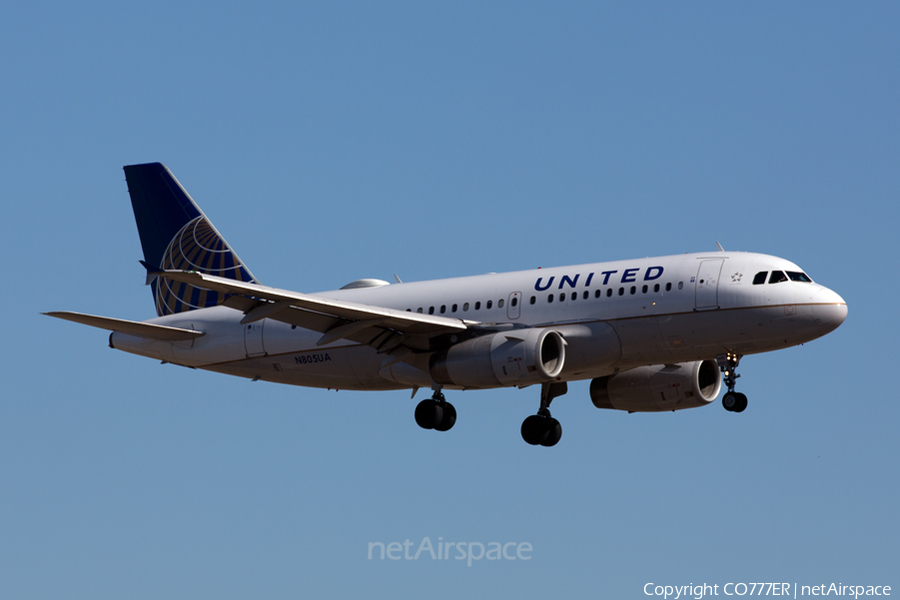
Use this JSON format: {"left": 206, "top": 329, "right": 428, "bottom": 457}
{"left": 154, "top": 216, "right": 256, "bottom": 315}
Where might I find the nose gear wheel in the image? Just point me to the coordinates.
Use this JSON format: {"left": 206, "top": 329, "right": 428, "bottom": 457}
{"left": 717, "top": 352, "right": 748, "bottom": 413}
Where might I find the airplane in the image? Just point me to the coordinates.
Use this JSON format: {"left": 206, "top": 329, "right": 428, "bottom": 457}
{"left": 46, "top": 163, "right": 848, "bottom": 447}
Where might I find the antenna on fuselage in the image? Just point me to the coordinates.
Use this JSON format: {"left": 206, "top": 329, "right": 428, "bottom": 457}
{"left": 716, "top": 241, "right": 725, "bottom": 252}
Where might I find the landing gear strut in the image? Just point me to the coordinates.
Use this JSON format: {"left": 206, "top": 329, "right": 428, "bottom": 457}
{"left": 717, "top": 352, "right": 748, "bottom": 413}
{"left": 521, "top": 382, "right": 567, "bottom": 447}
{"left": 415, "top": 385, "right": 457, "bottom": 432}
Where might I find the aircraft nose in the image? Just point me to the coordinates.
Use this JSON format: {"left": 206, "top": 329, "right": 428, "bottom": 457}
{"left": 811, "top": 287, "right": 848, "bottom": 332}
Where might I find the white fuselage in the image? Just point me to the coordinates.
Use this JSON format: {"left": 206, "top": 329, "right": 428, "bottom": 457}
{"left": 110, "top": 251, "right": 847, "bottom": 391}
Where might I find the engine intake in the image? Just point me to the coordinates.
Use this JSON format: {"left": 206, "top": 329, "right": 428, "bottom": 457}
{"left": 430, "top": 328, "right": 566, "bottom": 388}
{"left": 590, "top": 360, "right": 721, "bottom": 412}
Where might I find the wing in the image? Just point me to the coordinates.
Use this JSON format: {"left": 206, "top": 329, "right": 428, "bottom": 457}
{"left": 154, "top": 270, "right": 477, "bottom": 353}
{"left": 44, "top": 311, "right": 205, "bottom": 341}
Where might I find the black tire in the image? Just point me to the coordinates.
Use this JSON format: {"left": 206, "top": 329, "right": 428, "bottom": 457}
{"left": 722, "top": 392, "right": 738, "bottom": 412}
{"left": 434, "top": 402, "right": 457, "bottom": 431}
{"left": 521, "top": 415, "right": 547, "bottom": 445}
{"left": 540, "top": 418, "right": 562, "bottom": 447}
{"left": 415, "top": 399, "right": 443, "bottom": 429}
{"left": 733, "top": 393, "right": 748, "bottom": 413}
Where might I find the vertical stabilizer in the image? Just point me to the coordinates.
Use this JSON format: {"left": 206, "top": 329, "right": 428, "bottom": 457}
{"left": 124, "top": 163, "right": 258, "bottom": 316}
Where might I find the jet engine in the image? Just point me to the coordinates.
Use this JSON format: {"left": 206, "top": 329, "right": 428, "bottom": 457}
{"left": 590, "top": 360, "right": 721, "bottom": 412}
{"left": 430, "top": 328, "right": 566, "bottom": 388}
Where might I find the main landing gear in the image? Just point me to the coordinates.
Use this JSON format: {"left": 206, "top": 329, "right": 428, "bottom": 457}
{"left": 521, "top": 382, "right": 567, "bottom": 447}
{"left": 415, "top": 386, "right": 457, "bottom": 432}
{"left": 414, "top": 381, "right": 568, "bottom": 446}
{"left": 718, "top": 352, "right": 748, "bottom": 413}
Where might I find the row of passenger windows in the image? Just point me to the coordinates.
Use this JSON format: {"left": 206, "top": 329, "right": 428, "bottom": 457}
{"left": 539, "top": 281, "right": 683, "bottom": 304}
{"left": 752, "top": 270, "right": 812, "bottom": 285}
{"left": 406, "top": 281, "right": 684, "bottom": 314}
{"left": 409, "top": 298, "right": 505, "bottom": 315}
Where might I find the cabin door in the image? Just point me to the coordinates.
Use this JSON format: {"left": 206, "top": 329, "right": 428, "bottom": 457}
{"left": 695, "top": 260, "right": 723, "bottom": 310}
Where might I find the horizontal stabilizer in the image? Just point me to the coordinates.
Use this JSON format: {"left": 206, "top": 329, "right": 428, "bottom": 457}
{"left": 44, "top": 311, "right": 205, "bottom": 341}
{"left": 140, "top": 260, "right": 163, "bottom": 285}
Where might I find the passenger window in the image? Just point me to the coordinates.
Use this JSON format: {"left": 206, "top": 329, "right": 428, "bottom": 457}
{"left": 417, "top": 307, "right": 423, "bottom": 313}
{"left": 678, "top": 282, "right": 683, "bottom": 290}
{"left": 630, "top": 286, "right": 636, "bottom": 295}
{"left": 530, "top": 296, "right": 536, "bottom": 305}
{"left": 642, "top": 285, "right": 648, "bottom": 294}
{"left": 511, "top": 297, "right": 518, "bottom": 307}
{"left": 753, "top": 271, "right": 768, "bottom": 285}
{"left": 498, "top": 299, "right": 505, "bottom": 308}
{"left": 583, "top": 291, "right": 589, "bottom": 300}
{"left": 451, "top": 304, "right": 457, "bottom": 313}
{"left": 487, "top": 300, "right": 493, "bottom": 309}
{"left": 595, "top": 289, "right": 601, "bottom": 299}
{"left": 440, "top": 305, "right": 446, "bottom": 314}
{"left": 428, "top": 306, "right": 435, "bottom": 314}
{"left": 548, "top": 294, "right": 554, "bottom": 303}
{"left": 607, "top": 288, "right": 613, "bottom": 297}
{"left": 475, "top": 302, "right": 481, "bottom": 310}
{"left": 769, "top": 271, "right": 788, "bottom": 284}
{"left": 618, "top": 288, "right": 624, "bottom": 296}
{"left": 654, "top": 284, "right": 660, "bottom": 293}
{"left": 463, "top": 302, "right": 469, "bottom": 311}
{"left": 666, "top": 283, "right": 672, "bottom": 292}
{"left": 571, "top": 292, "right": 577, "bottom": 301}
{"left": 787, "top": 271, "right": 812, "bottom": 283}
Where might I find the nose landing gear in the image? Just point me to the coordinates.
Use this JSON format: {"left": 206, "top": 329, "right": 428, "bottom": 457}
{"left": 718, "top": 352, "right": 748, "bottom": 413}
{"left": 521, "top": 382, "right": 567, "bottom": 447}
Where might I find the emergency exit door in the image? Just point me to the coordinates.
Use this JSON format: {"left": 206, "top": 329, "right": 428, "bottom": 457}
{"left": 244, "top": 321, "right": 266, "bottom": 357}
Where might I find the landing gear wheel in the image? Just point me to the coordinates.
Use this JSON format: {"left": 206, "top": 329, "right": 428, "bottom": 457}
{"left": 433, "top": 402, "right": 457, "bottom": 431}
{"left": 722, "top": 391, "right": 748, "bottom": 413}
{"left": 718, "top": 352, "right": 748, "bottom": 414}
{"left": 521, "top": 381, "right": 568, "bottom": 447}
{"left": 722, "top": 392, "right": 738, "bottom": 412}
{"left": 521, "top": 415, "right": 547, "bottom": 445}
{"left": 521, "top": 415, "right": 563, "bottom": 446}
{"left": 415, "top": 399, "right": 443, "bottom": 429}
{"left": 415, "top": 386, "right": 456, "bottom": 432}
{"left": 540, "top": 418, "right": 562, "bottom": 447}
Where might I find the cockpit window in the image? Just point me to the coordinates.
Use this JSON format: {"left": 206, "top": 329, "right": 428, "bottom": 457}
{"left": 786, "top": 271, "right": 812, "bottom": 283}
{"left": 752, "top": 272, "right": 768, "bottom": 285}
{"left": 768, "top": 271, "right": 788, "bottom": 284}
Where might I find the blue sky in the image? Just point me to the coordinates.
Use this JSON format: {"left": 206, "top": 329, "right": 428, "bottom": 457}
{"left": 1, "top": 2, "right": 897, "bottom": 598}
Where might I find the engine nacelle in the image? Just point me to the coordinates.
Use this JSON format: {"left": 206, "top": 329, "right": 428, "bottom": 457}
{"left": 430, "top": 328, "right": 566, "bottom": 388}
{"left": 590, "top": 360, "right": 721, "bottom": 412}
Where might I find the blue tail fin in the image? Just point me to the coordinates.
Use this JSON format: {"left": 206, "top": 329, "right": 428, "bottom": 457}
{"left": 124, "top": 163, "right": 258, "bottom": 316}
